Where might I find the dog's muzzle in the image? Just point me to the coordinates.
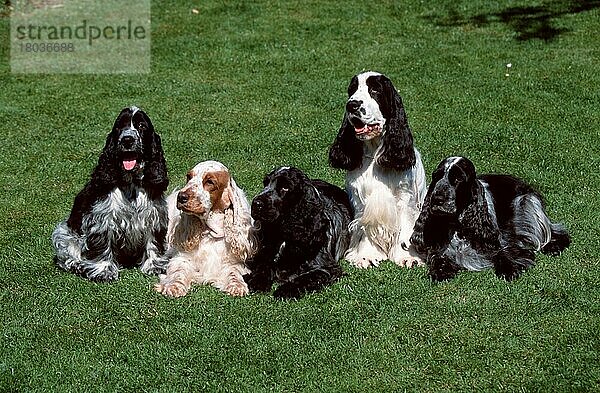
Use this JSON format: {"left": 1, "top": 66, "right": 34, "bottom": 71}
{"left": 118, "top": 128, "right": 142, "bottom": 171}
{"left": 251, "top": 197, "right": 279, "bottom": 222}
{"left": 430, "top": 182, "right": 457, "bottom": 215}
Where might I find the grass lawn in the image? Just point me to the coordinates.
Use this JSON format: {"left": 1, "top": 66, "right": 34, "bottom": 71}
{"left": 1, "top": 0, "right": 599, "bottom": 391}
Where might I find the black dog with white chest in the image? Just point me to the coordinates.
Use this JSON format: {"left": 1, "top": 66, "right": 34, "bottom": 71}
{"left": 410, "top": 156, "right": 570, "bottom": 281}
{"left": 52, "top": 106, "right": 169, "bottom": 281}
{"left": 244, "top": 167, "right": 353, "bottom": 299}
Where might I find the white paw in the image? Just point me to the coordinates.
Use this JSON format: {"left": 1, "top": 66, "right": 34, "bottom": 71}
{"left": 345, "top": 246, "right": 385, "bottom": 269}
{"left": 393, "top": 256, "right": 424, "bottom": 268}
{"left": 347, "top": 256, "right": 381, "bottom": 269}
{"left": 140, "top": 256, "right": 168, "bottom": 275}
{"left": 85, "top": 261, "right": 119, "bottom": 282}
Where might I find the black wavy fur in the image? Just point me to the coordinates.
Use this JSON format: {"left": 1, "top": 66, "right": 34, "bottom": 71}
{"left": 411, "top": 156, "right": 570, "bottom": 282}
{"left": 55, "top": 107, "right": 169, "bottom": 279}
{"left": 243, "top": 167, "right": 353, "bottom": 299}
{"left": 67, "top": 107, "right": 168, "bottom": 233}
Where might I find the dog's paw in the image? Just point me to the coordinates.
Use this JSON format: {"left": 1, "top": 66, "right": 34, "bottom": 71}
{"left": 428, "top": 268, "right": 455, "bottom": 282}
{"left": 140, "top": 257, "right": 168, "bottom": 275}
{"left": 243, "top": 273, "right": 273, "bottom": 293}
{"left": 428, "top": 261, "right": 461, "bottom": 282}
{"left": 154, "top": 281, "right": 188, "bottom": 298}
{"left": 224, "top": 279, "right": 249, "bottom": 297}
{"left": 394, "top": 256, "right": 424, "bottom": 268}
{"left": 273, "top": 283, "right": 303, "bottom": 300}
{"left": 345, "top": 245, "right": 385, "bottom": 269}
{"left": 494, "top": 265, "right": 523, "bottom": 282}
{"left": 84, "top": 262, "right": 119, "bottom": 282}
{"left": 348, "top": 257, "right": 381, "bottom": 269}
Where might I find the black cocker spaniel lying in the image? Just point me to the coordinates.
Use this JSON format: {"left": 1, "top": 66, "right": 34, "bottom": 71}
{"left": 244, "top": 167, "right": 353, "bottom": 299}
{"left": 52, "top": 106, "right": 169, "bottom": 281}
{"left": 410, "top": 156, "right": 570, "bottom": 282}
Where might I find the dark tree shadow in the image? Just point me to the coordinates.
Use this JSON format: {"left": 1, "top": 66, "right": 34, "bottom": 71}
{"left": 428, "top": 0, "right": 600, "bottom": 41}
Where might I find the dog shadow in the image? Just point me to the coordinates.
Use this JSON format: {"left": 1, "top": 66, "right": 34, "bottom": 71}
{"left": 425, "top": 0, "right": 600, "bottom": 41}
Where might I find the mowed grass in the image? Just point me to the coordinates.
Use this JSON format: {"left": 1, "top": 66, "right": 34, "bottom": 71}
{"left": 1, "top": 0, "right": 599, "bottom": 391}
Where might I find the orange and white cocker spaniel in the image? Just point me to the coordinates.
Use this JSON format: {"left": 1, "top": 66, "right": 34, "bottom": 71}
{"left": 154, "top": 161, "right": 256, "bottom": 297}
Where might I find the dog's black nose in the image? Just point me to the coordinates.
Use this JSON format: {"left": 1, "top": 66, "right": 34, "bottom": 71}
{"left": 346, "top": 100, "right": 362, "bottom": 113}
{"left": 177, "top": 192, "right": 189, "bottom": 204}
{"left": 252, "top": 198, "right": 264, "bottom": 212}
{"left": 121, "top": 135, "right": 135, "bottom": 148}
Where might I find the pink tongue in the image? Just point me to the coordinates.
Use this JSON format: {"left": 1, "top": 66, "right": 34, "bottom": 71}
{"left": 355, "top": 126, "right": 367, "bottom": 134}
{"left": 123, "top": 159, "right": 137, "bottom": 171}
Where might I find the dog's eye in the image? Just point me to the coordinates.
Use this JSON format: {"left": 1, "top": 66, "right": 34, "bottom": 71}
{"left": 448, "top": 170, "right": 463, "bottom": 186}
{"left": 205, "top": 178, "right": 215, "bottom": 186}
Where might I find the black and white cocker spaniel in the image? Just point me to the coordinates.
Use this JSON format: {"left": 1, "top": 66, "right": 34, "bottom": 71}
{"left": 243, "top": 167, "right": 352, "bottom": 299}
{"left": 52, "top": 106, "right": 169, "bottom": 281}
{"left": 329, "top": 71, "right": 426, "bottom": 268}
{"left": 410, "top": 156, "right": 570, "bottom": 282}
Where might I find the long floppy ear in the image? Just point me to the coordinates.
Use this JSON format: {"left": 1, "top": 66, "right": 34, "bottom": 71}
{"left": 140, "top": 111, "right": 169, "bottom": 198}
{"left": 375, "top": 79, "right": 416, "bottom": 171}
{"left": 171, "top": 213, "right": 203, "bottom": 252}
{"left": 90, "top": 119, "right": 121, "bottom": 190}
{"left": 68, "top": 109, "right": 129, "bottom": 231}
{"left": 329, "top": 112, "right": 363, "bottom": 171}
{"left": 410, "top": 180, "right": 436, "bottom": 254}
{"left": 458, "top": 182, "right": 500, "bottom": 251}
{"left": 223, "top": 177, "right": 257, "bottom": 261}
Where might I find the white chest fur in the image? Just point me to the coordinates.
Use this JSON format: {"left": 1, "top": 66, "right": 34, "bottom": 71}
{"left": 84, "top": 187, "right": 164, "bottom": 249}
{"left": 346, "top": 147, "right": 426, "bottom": 210}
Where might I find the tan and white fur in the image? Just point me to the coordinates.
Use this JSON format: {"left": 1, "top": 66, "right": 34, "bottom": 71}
{"left": 154, "top": 161, "right": 255, "bottom": 297}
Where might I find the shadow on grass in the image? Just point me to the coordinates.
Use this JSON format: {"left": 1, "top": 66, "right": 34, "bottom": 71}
{"left": 428, "top": 0, "right": 600, "bottom": 41}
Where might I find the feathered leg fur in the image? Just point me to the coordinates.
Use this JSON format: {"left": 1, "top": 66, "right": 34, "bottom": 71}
{"left": 140, "top": 229, "right": 168, "bottom": 275}
{"left": 493, "top": 192, "right": 571, "bottom": 280}
{"left": 427, "top": 252, "right": 462, "bottom": 282}
{"left": 272, "top": 246, "right": 343, "bottom": 300}
{"left": 345, "top": 187, "right": 423, "bottom": 268}
{"left": 155, "top": 241, "right": 250, "bottom": 298}
{"left": 154, "top": 254, "right": 195, "bottom": 297}
{"left": 52, "top": 221, "right": 120, "bottom": 281}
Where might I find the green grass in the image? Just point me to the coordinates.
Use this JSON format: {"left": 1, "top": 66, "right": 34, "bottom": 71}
{"left": 1, "top": 0, "right": 599, "bottom": 391}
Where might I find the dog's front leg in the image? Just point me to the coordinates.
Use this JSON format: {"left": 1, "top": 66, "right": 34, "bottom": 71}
{"left": 427, "top": 252, "right": 462, "bottom": 282}
{"left": 243, "top": 244, "right": 278, "bottom": 293}
{"left": 140, "top": 228, "right": 168, "bottom": 275}
{"left": 154, "top": 254, "right": 194, "bottom": 297}
{"left": 80, "top": 231, "right": 119, "bottom": 281}
{"left": 274, "top": 250, "right": 343, "bottom": 299}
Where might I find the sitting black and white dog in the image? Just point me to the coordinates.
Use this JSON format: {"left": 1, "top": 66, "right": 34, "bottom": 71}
{"left": 410, "top": 156, "right": 570, "bottom": 281}
{"left": 329, "top": 71, "right": 426, "bottom": 269}
{"left": 243, "top": 167, "right": 352, "bottom": 299}
{"left": 52, "top": 106, "right": 169, "bottom": 281}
